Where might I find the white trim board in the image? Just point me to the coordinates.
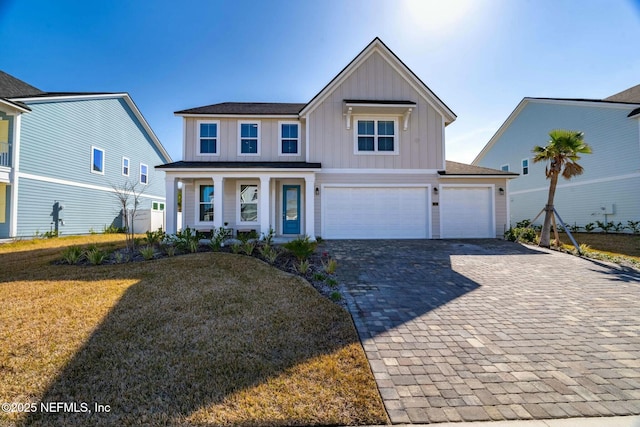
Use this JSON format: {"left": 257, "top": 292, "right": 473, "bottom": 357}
{"left": 17, "top": 172, "right": 166, "bottom": 200}
{"left": 510, "top": 172, "right": 640, "bottom": 195}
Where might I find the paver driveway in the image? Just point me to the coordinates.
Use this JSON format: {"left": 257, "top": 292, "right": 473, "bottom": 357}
{"left": 326, "top": 239, "right": 640, "bottom": 424}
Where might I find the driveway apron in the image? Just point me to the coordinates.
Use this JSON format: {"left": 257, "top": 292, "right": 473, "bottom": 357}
{"left": 326, "top": 240, "right": 640, "bottom": 424}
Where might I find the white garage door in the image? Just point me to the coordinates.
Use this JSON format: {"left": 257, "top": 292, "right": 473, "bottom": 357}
{"left": 323, "top": 186, "right": 429, "bottom": 239}
{"left": 440, "top": 186, "right": 494, "bottom": 238}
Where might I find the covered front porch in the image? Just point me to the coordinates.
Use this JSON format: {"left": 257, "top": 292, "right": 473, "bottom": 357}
{"left": 160, "top": 162, "right": 321, "bottom": 239}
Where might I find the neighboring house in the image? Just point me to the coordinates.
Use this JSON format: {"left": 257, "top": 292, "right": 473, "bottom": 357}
{"left": 0, "top": 71, "right": 172, "bottom": 238}
{"left": 158, "top": 38, "right": 516, "bottom": 239}
{"left": 473, "top": 84, "right": 640, "bottom": 229}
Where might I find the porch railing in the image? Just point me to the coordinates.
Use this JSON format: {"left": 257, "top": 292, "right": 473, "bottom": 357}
{"left": 0, "top": 141, "right": 9, "bottom": 167}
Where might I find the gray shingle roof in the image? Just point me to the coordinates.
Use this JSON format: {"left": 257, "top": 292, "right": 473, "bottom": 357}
{"left": 0, "top": 71, "right": 45, "bottom": 98}
{"left": 175, "top": 102, "right": 306, "bottom": 115}
{"left": 442, "top": 161, "right": 518, "bottom": 176}
{"left": 605, "top": 83, "right": 640, "bottom": 103}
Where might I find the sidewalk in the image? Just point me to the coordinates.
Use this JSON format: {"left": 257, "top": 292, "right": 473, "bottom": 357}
{"left": 368, "top": 414, "right": 640, "bottom": 426}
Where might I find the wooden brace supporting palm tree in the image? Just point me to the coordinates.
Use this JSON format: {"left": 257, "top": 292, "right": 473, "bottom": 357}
{"left": 532, "top": 129, "right": 592, "bottom": 248}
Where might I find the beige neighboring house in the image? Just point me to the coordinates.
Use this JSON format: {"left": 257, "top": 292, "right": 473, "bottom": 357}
{"left": 158, "top": 38, "right": 516, "bottom": 239}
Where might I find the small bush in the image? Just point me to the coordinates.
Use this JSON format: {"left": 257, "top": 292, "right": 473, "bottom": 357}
{"left": 326, "top": 277, "right": 338, "bottom": 288}
{"left": 515, "top": 219, "right": 531, "bottom": 228}
{"left": 209, "top": 227, "right": 226, "bottom": 251}
{"left": 322, "top": 258, "right": 338, "bottom": 275}
{"left": 612, "top": 222, "right": 625, "bottom": 233}
{"left": 139, "top": 245, "right": 155, "bottom": 260}
{"left": 113, "top": 252, "right": 127, "bottom": 263}
{"left": 145, "top": 228, "right": 165, "bottom": 246}
{"left": 85, "top": 248, "right": 107, "bottom": 265}
{"left": 261, "top": 227, "right": 275, "bottom": 246}
{"left": 61, "top": 246, "right": 84, "bottom": 264}
{"left": 284, "top": 235, "right": 317, "bottom": 261}
{"left": 584, "top": 222, "right": 595, "bottom": 233}
{"left": 627, "top": 220, "right": 640, "bottom": 234}
{"left": 242, "top": 240, "right": 256, "bottom": 256}
{"left": 505, "top": 227, "right": 536, "bottom": 243}
{"left": 596, "top": 221, "right": 614, "bottom": 234}
{"left": 330, "top": 291, "right": 342, "bottom": 302}
{"left": 231, "top": 242, "right": 242, "bottom": 254}
{"left": 313, "top": 272, "right": 326, "bottom": 281}
{"left": 103, "top": 224, "right": 124, "bottom": 234}
{"left": 163, "top": 245, "right": 176, "bottom": 257}
{"left": 295, "top": 259, "right": 310, "bottom": 274}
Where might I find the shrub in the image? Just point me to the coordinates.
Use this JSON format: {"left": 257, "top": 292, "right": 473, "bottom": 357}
{"left": 596, "top": 221, "right": 614, "bottom": 234}
{"left": 326, "top": 277, "right": 338, "bottom": 288}
{"left": 103, "top": 224, "right": 124, "bottom": 234}
{"left": 242, "top": 240, "right": 256, "bottom": 256}
{"left": 584, "top": 222, "right": 595, "bottom": 233}
{"left": 113, "top": 251, "right": 128, "bottom": 263}
{"left": 259, "top": 245, "right": 279, "bottom": 264}
{"left": 61, "top": 246, "right": 84, "bottom": 264}
{"left": 162, "top": 244, "right": 176, "bottom": 257}
{"left": 627, "top": 220, "right": 640, "bottom": 234}
{"left": 330, "top": 291, "right": 342, "bottom": 302}
{"left": 261, "top": 227, "right": 275, "bottom": 246}
{"left": 612, "top": 222, "right": 625, "bottom": 233}
{"left": 86, "top": 248, "right": 107, "bottom": 265}
{"left": 515, "top": 219, "right": 531, "bottom": 228}
{"left": 173, "top": 227, "right": 202, "bottom": 253}
{"left": 284, "top": 235, "right": 317, "bottom": 261}
{"left": 569, "top": 223, "right": 582, "bottom": 233}
{"left": 139, "top": 245, "right": 155, "bottom": 260}
{"left": 322, "top": 258, "right": 338, "bottom": 275}
{"left": 505, "top": 227, "right": 536, "bottom": 243}
{"left": 295, "top": 259, "right": 310, "bottom": 274}
{"left": 313, "top": 272, "right": 326, "bottom": 281}
{"left": 145, "top": 228, "right": 165, "bottom": 246}
{"left": 231, "top": 242, "right": 242, "bottom": 254}
{"left": 209, "top": 227, "right": 226, "bottom": 251}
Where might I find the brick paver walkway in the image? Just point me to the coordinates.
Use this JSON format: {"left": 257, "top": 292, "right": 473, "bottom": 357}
{"left": 326, "top": 240, "right": 640, "bottom": 424}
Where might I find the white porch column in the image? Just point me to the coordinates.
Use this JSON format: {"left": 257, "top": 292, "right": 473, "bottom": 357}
{"left": 259, "top": 175, "right": 271, "bottom": 236}
{"left": 304, "top": 175, "right": 316, "bottom": 240}
{"left": 213, "top": 176, "right": 224, "bottom": 229}
{"left": 165, "top": 175, "right": 178, "bottom": 234}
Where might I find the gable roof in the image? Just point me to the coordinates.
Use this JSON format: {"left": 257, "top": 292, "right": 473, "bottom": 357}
{"left": 472, "top": 96, "right": 640, "bottom": 165}
{"left": 175, "top": 102, "right": 305, "bottom": 116}
{"left": 441, "top": 161, "right": 518, "bottom": 176}
{"left": 0, "top": 71, "right": 45, "bottom": 98}
{"left": 605, "top": 83, "right": 640, "bottom": 103}
{"left": 299, "top": 37, "right": 456, "bottom": 124}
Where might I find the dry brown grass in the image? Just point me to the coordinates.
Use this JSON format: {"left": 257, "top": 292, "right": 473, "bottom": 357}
{"left": 0, "top": 236, "right": 387, "bottom": 426}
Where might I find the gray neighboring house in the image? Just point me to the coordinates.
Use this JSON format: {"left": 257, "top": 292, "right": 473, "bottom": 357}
{"left": 473, "top": 84, "right": 640, "bottom": 229}
{"left": 159, "top": 38, "right": 517, "bottom": 239}
{"left": 0, "top": 71, "right": 172, "bottom": 238}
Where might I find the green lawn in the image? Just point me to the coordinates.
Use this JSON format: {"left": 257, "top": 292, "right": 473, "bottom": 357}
{"left": 0, "top": 235, "right": 388, "bottom": 426}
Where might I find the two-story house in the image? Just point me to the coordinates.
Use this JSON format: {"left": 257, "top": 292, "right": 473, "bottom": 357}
{"left": 158, "top": 38, "right": 516, "bottom": 239}
{"left": 0, "top": 71, "right": 172, "bottom": 238}
{"left": 473, "top": 85, "right": 640, "bottom": 229}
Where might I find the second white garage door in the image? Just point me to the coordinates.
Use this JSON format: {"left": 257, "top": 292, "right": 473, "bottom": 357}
{"left": 322, "top": 186, "right": 429, "bottom": 239}
{"left": 440, "top": 186, "right": 494, "bottom": 238}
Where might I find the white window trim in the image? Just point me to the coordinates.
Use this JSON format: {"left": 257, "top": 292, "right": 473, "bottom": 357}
{"left": 91, "top": 146, "right": 105, "bottom": 175}
{"left": 278, "top": 121, "right": 300, "bottom": 156}
{"left": 236, "top": 180, "right": 260, "bottom": 225}
{"left": 122, "top": 156, "right": 130, "bottom": 177}
{"left": 139, "top": 162, "right": 149, "bottom": 185}
{"left": 197, "top": 120, "right": 220, "bottom": 156}
{"left": 195, "top": 182, "right": 214, "bottom": 225}
{"left": 353, "top": 116, "right": 399, "bottom": 155}
{"left": 521, "top": 158, "right": 529, "bottom": 176}
{"left": 500, "top": 164, "right": 510, "bottom": 172}
{"left": 237, "top": 121, "right": 261, "bottom": 156}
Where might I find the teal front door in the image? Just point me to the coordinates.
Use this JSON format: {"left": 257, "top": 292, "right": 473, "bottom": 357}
{"left": 283, "top": 185, "right": 301, "bottom": 234}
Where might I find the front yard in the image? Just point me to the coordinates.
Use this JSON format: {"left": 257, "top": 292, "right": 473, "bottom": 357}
{"left": 0, "top": 235, "right": 387, "bottom": 426}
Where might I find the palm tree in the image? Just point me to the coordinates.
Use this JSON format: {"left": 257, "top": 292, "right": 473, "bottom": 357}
{"left": 532, "top": 129, "right": 592, "bottom": 248}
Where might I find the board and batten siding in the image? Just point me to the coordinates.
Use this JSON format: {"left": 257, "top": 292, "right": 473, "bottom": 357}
{"left": 183, "top": 118, "right": 305, "bottom": 162}
{"left": 19, "top": 98, "right": 167, "bottom": 198}
{"left": 476, "top": 101, "right": 640, "bottom": 227}
{"left": 308, "top": 51, "right": 444, "bottom": 170}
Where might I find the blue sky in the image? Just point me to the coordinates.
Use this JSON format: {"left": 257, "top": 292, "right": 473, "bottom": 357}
{"left": 1, "top": 0, "right": 639, "bottom": 163}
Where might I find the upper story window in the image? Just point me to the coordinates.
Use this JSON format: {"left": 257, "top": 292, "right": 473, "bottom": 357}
{"left": 140, "top": 163, "right": 148, "bottom": 185}
{"left": 198, "top": 121, "right": 219, "bottom": 155}
{"left": 91, "top": 146, "right": 105, "bottom": 175}
{"left": 522, "top": 159, "right": 529, "bottom": 175}
{"left": 355, "top": 118, "right": 398, "bottom": 154}
{"left": 501, "top": 164, "right": 509, "bottom": 172}
{"left": 122, "top": 157, "right": 130, "bottom": 177}
{"left": 238, "top": 122, "right": 260, "bottom": 155}
{"left": 279, "top": 122, "right": 299, "bottom": 155}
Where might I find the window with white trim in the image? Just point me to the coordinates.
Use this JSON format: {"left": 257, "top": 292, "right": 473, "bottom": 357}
{"left": 238, "top": 122, "right": 260, "bottom": 155}
{"left": 91, "top": 146, "right": 105, "bottom": 175}
{"left": 239, "top": 184, "right": 258, "bottom": 222}
{"left": 501, "top": 164, "right": 509, "bottom": 172}
{"left": 198, "top": 121, "right": 219, "bottom": 155}
{"left": 522, "top": 159, "right": 529, "bottom": 175}
{"left": 355, "top": 118, "right": 398, "bottom": 154}
{"left": 279, "top": 122, "right": 299, "bottom": 155}
{"left": 199, "top": 185, "right": 214, "bottom": 222}
{"left": 140, "top": 163, "right": 148, "bottom": 185}
{"left": 122, "top": 157, "right": 130, "bottom": 176}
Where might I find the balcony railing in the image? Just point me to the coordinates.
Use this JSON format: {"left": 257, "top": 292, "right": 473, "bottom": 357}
{"left": 0, "top": 141, "right": 9, "bottom": 167}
